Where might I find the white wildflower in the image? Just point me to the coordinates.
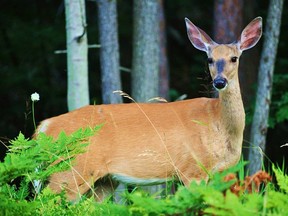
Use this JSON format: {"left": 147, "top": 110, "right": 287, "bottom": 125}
{"left": 31, "top": 92, "right": 40, "bottom": 102}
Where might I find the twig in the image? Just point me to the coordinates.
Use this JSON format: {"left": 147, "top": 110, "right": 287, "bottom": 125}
{"left": 54, "top": 44, "right": 101, "bottom": 54}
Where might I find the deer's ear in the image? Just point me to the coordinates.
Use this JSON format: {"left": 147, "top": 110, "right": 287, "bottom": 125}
{"left": 238, "top": 17, "right": 262, "bottom": 51}
{"left": 185, "top": 18, "right": 216, "bottom": 53}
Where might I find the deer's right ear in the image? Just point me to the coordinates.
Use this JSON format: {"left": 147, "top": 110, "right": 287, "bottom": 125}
{"left": 185, "top": 18, "right": 216, "bottom": 53}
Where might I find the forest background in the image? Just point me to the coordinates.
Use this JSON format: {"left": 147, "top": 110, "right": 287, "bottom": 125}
{"left": 0, "top": 0, "right": 287, "bottom": 171}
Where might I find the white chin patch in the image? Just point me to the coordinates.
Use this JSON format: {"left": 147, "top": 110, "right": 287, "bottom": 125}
{"left": 213, "top": 83, "right": 228, "bottom": 92}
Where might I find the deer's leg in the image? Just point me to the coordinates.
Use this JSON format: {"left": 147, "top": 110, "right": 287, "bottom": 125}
{"left": 48, "top": 168, "right": 107, "bottom": 201}
{"left": 92, "top": 176, "right": 119, "bottom": 202}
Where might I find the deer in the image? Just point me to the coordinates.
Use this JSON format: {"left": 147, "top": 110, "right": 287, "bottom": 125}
{"left": 36, "top": 17, "right": 262, "bottom": 201}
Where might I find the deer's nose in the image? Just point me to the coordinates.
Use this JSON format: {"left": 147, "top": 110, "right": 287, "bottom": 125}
{"left": 213, "top": 77, "right": 227, "bottom": 90}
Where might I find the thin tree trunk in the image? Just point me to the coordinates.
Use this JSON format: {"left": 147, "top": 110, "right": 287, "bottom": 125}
{"left": 213, "top": 0, "right": 243, "bottom": 44}
{"left": 65, "top": 0, "right": 89, "bottom": 111}
{"left": 132, "top": 0, "right": 160, "bottom": 102}
{"left": 131, "top": 0, "right": 162, "bottom": 195}
{"left": 248, "top": 0, "right": 284, "bottom": 174}
{"left": 96, "top": 0, "right": 123, "bottom": 104}
{"left": 158, "top": 0, "right": 169, "bottom": 100}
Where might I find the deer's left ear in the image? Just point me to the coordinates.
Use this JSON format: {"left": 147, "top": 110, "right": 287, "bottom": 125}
{"left": 238, "top": 17, "right": 262, "bottom": 51}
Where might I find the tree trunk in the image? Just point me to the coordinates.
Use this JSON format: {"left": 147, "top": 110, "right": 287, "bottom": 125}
{"left": 158, "top": 0, "right": 169, "bottom": 101}
{"left": 96, "top": 0, "right": 123, "bottom": 104}
{"left": 65, "top": 0, "right": 89, "bottom": 111}
{"left": 131, "top": 0, "right": 162, "bottom": 195}
{"left": 132, "top": 0, "right": 160, "bottom": 102}
{"left": 213, "top": 0, "right": 243, "bottom": 44}
{"left": 248, "top": 0, "right": 284, "bottom": 174}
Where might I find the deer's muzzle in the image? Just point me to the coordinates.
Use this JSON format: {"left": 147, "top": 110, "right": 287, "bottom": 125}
{"left": 213, "top": 77, "right": 228, "bottom": 90}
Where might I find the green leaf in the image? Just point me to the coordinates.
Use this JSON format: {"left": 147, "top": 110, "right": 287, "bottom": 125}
{"left": 272, "top": 165, "right": 288, "bottom": 193}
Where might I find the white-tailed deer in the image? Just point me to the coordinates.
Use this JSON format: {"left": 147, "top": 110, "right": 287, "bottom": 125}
{"left": 36, "top": 17, "right": 262, "bottom": 201}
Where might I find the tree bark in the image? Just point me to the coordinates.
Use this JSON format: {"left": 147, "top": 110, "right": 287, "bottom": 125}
{"left": 213, "top": 0, "right": 243, "bottom": 44}
{"left": 132, "top": 0, "right": 160, "bottom": 102}
{"left": 248, "top": 0, "right": 284, "bottom": 174}
{"left": 131, "top": 0, "right": 162, "bottom": 195}
{"left": 65, "top": 0, "right": 89, "bottom": 111}
{"left": 96, "top": 0, "right": 123, "bottom": 104}
{"left": 158, "top": 0, "right": 169, "bottom": 100}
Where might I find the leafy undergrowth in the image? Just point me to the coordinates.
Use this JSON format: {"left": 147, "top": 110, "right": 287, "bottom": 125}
{"left": 0, "top": 130, "right": 287, "bottom": 216}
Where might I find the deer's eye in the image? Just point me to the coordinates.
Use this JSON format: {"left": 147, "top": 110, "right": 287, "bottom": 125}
{"left": 207, "top": 58, "right": 214, "bottom": 64}
{"left": 231, "top": 56, "right": 238, "bottom": 63}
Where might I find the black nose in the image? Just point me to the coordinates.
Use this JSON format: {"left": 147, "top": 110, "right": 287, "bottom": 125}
{"left": 213, "top": 77, "right": 227, "bottom": 90}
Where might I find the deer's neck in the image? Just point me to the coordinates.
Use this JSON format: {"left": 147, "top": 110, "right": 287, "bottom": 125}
{"left": 218, "top": 77, "right": 245, "bottom": 148}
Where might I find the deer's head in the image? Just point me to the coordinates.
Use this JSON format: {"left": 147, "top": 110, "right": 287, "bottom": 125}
{"left": 185, "top": 17, "right": 262, "bottom": 91}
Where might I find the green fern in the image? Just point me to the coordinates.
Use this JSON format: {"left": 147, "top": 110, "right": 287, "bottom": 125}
{"left": 272, "top": 165, "right": 288, "bottom": 193}
{"left": 0, "top": 125, "right": 101, "bottom": 215}
{"left": 264, "top": 165, "right": 288, "bottom": 214}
